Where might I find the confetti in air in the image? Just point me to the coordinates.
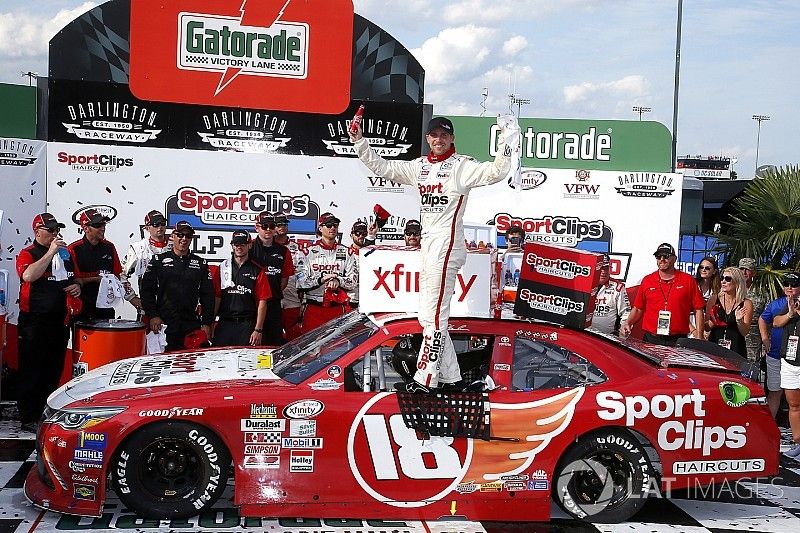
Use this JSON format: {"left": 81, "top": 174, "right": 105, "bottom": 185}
{"left": 19, "top": 197, "right": 24, "bottom": 203}
{"left": 105, "top": 187, "right": 112, "bottom": 193}
{"left": 57, "top": 181, "right": 66, "bottom": 187}
{"left": 306, "top": 174, "right": 311, "bottom": 179}
{"left": 330, "top": 202, "right": 338, "bottom": 207}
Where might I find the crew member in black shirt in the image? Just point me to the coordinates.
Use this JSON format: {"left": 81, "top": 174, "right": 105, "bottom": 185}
{"left": 249, "top": 211, "right": 294, "bottom": 345}
{"left": 68, "top": 208, "right": 122, "bottom": 321}
{"left": 16, "top": 213, "right": 81, "bottom": 432}
{"left": 212, "top": 231, "right": 271, "bottom": 346}
{"left": 140, "top": 221, "right": 214, "bottom": 351}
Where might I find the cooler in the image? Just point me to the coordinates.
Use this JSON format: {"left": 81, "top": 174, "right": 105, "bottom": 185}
{"left": 72, "top": 320, "right": 147, "bottom": 378}
{"left": 513, "top": 243, "right": 604, "bottom": 329}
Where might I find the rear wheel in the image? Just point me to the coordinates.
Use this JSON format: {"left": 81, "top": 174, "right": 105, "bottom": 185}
{"left": 553, "top": 429, "right": 652, "bottom": 523}
{"left": 112, "top": 421, "right": 230, "bottom": 519}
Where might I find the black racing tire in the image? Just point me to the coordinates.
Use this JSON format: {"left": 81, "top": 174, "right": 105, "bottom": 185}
{"left": 553, "top": 429, "right": 652, "bottom": 523}
{"left": 112, "top": 422, "right": 231, "bottom": 519}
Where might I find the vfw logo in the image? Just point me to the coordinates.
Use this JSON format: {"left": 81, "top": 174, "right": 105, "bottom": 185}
{"left": 347, "top": 389, "right": 582, "bottom": 506}
{"left": 179, "top": 9, "right": 309, "bottom": 94}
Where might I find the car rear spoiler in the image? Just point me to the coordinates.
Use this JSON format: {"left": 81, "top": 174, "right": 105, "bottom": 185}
{"left": 619, "top": 337, "right": 748, "bottom": 375}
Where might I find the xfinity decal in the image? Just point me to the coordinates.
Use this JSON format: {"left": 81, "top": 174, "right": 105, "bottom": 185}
{"left": 283, "top": 399, "right": 324, "bottom": 419}
{"left": 513, "top": 169, "right": 547, "bottom": 190}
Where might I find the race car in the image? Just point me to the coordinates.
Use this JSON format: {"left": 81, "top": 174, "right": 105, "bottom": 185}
{"left": 25, "top": 311, "right": 779, "bottom": 523}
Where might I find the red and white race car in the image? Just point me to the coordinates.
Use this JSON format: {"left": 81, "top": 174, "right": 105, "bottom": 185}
{"left": 25, "top": 311, "right": 779, "bottom": 523}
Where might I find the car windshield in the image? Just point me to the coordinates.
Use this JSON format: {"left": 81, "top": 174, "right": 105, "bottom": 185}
{"left": 271, "top": 312, "right": 378, "bottom": 384}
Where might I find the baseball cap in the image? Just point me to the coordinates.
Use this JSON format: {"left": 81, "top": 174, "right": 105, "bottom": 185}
{"left": 144, "top": 210, "right": 167, "bottom": 226}
{"left": 405, "top": 219, "right": 422, "bottom": 233}
{"left": 782, "top": 272, "right": 800, "bottom": 283}
{"left": 274, "top": 213, "right": 289, "bottom": 224}
{"left": 79, "top": 208, "right": 110, "bottom": 226}
{"left": 600, "top": 254, "right": 611, "bottom": 268}
{"left": 319, "top": 212, "right": 341, "bottom": 225}
{"left": 426, "top": 117, "right": 454, "bottom": 135}
{"left": 653, "top": 243, "right": 675, "bottom": 257}
{"left": 172, "top": 220, "right": 194, "bottom": 235}
{"left": 351, "top": 220, "right": 368, "bottom": 232}
{"left": 738, "top": 257, "right": 757, "bottom": 271}
{"left": 256, "top": 211, "right": 275, "bottom": 227}
{"left": 231, "top": 230, "right": 252, "bottom": 244}
{"left": 32, "top": 212, "right": 65, "bottom": 231}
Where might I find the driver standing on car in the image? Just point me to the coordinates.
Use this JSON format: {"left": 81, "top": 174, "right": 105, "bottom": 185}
{"left": 350, "top": 115, "right": 517, "bottom": 393}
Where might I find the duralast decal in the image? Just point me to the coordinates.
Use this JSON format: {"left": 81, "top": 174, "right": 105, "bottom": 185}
{"left": 0, "top": 139, "right": 38, "bottom": 166}
{"left": 615, "top": 172, "right": 675, "bottom": 198}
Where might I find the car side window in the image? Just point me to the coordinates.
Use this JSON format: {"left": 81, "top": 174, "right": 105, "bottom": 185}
{"left": 511, "top": 336, "right": 607, "bottom": 391}
{"left": 344, "top": 334, "right": 493, "bottom": 392}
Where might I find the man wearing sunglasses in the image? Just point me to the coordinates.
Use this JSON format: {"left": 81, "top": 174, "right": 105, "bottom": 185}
{"left": 620, "top": 243, "right": 705, "bottom": 346}
{"left": 120, "top": 210, "right": 172, "bottom": 313}
{"left": 296, "top": 212, "right": 357, "bottom": 332}
{"left": 403, "top": 219, "right": 422, "bottom": 248}
{"left": 16, "top": 213, "right": 81, "bottom": 433}
{"left": 351, "top": 114, "right": 519, "bottom": 393}
{"left": 758, "top": 272, "right": 800, "bottom": 419}
{"left": 273, "top": 214, "right": 303, "bottom": 341}
{"left": 68, "top": 208, "right": 122, "bottom": 322}
{"left": 250, "top": 211, "right": 294, "bottom": 345}
{"left": 772, "top": 272, "right": 800, "bottom": 458}
{"left": 345, "top": 220, "right": 372, "bottom": 310}
{"left": 140, "top": 221, "right": 214, "bottom": 352}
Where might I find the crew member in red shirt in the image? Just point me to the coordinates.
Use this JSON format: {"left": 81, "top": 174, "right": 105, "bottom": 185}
{"left": 68, "top": 208, "right": 122, "bottom": 321}
{"left": 621, "top": 243, "right": 705, "bottom": 346}
{"left": 16, "top": 213, "right": 81, "bottom": 432}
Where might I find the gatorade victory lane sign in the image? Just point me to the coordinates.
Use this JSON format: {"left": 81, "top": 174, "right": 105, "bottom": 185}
{"left": 130, "top": 0, "right": 354, "bottom": 114}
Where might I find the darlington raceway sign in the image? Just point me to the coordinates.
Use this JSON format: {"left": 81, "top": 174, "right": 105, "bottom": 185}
{"left": 129, "top": 0, "right": 354, "bottom": 113}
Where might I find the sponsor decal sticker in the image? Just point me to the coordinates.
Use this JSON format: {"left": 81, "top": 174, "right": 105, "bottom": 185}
{"left": 309, "top": 378, "right": 341, "bottom": 391}
{"left": 73, "top": 449, "right": 104, "bottom": 463}
{"left": 71, "top": 474, "right": 99, "bottom": 484}
{"left": 528, "top": 479, "right": 549, "bottom": 491}
{"left": 290, "top": 419, "right": 317, "bottom": 437}
{"left": 493, "top": 363, "right": 511, "bottom": 371}
{"left": 73, "top": 484, "right": 96, "bottom": 501}
{"left": 672, "top": 458, "right": 765, "bottom": 474}
{"left": 241, "top": 418, "right": 285, "bottom": 431}
{"left": 78, "top": 432, "right": 107, "bottom": 450}
{"left": 479, "top": 481, "right": 504, "bottom": 492}
{"left": 290, "top": 450, "right": 314, "bottom": 472}
{"left": 327, "top": 366, "right": 341, "bottom": 379}
{"left": 719, "top": 381, "right": 751, "bottom": 407}
{"left": 243, "top": 455, "right": 280, "bottom": 469}
{"left": 138, "top": 407, "right": 204, "bottom": 418}
{"left": 283, "top": 399, "right": 324, "bottom": 419}
{"left": 515, "top": 169, "right": 547, "bottom": 190}
{"left": 69, "top": 461, "right": 103, "bottom": 473}
{"left": 244, "top": 444, "right": 280, "bottom": 455}
{"left": 251, "top": 403, "right": 278, "bottom": 418}
{"left": 282, "top": 437, "right": 323, "bottom": 449}
{"left": 244, "top": 432, "right": 282, "bottom": 444}
{"left": 456, "top": 481, "right": 479, "bottom": 494}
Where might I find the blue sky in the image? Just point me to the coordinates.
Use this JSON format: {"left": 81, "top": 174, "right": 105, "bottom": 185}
{"left": 1, "top": 0, "right": 797, "bottom": 177}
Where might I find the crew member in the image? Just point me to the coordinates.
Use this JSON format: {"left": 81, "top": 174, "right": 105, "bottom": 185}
{"left": 68, "top": 208, "right": 122, "bottom": 321}
{"left": 590, "top": 255, "right": 631, "bottom": 335}
{"left": 16, "top": 213, "right": 81, "bottom": 432}
{"left": 140, "top": 221, "right": 214, "bottom": 351}
{"left": 620, "top": 243, "right": 705, "bottom": 345}
{"left": 403, "top": 219, "right": 422, "bottom": 248}
{"left": 250, "top": 211, "right": 294, "bottom": 345}
{"left": 347, "top": 219, "right": 371, "bottom": 309}
{"left": 120, "top": 210, "right": 171, "bottom": 312}
{"left": 351, "top": 115, "right": 517, "bottom": 392}
{"left": 274, "top": 214, "right": 303, "bottom": 341}
{"left": 212, "top": 231, "right": 271, "bottom": 347}
{"left": 296, "top": 212, "right": 357, "bottom": 332}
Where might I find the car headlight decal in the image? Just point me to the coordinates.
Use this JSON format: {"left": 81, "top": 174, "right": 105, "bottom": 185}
{"left": 45, "top": 406, "right": 127, "bottom": 430}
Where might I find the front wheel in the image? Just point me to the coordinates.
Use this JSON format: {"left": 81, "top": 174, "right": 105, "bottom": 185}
{"left": 553, "top": 430, "right": 652, "bottom": 523}
{"left": 112, "top": 422, "right": 230, "bottom": 519}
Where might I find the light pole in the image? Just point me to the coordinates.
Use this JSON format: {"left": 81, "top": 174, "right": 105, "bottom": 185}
{"left": 509, "top": 94, "right": 530, "bottom": 117}
{"left": 21, "top": 71, "right": 38, "bottom": 86}
{"left": 632, "top": 106, "right": 651, "bottom": 121}
{"left": 752, "top": 114, "right": 770, "bottom": 175}
{"left": 671, "top": 0, "right": 683, "bottom": 173}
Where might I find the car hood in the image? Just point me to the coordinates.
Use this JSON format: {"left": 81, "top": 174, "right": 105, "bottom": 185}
{"left": 49, "top": 348, "right": 281, "bottom": 409}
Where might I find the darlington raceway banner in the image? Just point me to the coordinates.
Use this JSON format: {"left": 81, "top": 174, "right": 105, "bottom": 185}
{"left": 0, "top": 137, "right": 47, "bottom": 325}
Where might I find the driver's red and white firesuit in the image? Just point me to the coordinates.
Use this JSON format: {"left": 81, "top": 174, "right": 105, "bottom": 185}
{"left": 296, "top": 240, "right": 358, "bottom": 332}
{"left": 354, "top": 119, "right": 516, "bottom": 387}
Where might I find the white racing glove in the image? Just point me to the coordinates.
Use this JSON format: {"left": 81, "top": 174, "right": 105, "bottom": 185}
{"left": 497, "top": 113, "right": 523, "bottom": 190}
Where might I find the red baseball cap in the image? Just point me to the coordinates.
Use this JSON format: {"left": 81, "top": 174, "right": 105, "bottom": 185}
{"left": 318, "top": 212, "right": 341, "bottom": 225}
{"left": 144, "top": 210, "right": 167, "bottom": 225}
{"left": 79, "top": 208, "right": 110, "bottom": 226}
{"left": 32, "top": 212, "right": 65, "bottom": 231}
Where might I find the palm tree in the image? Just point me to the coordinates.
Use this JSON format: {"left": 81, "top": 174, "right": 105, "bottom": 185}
{"left": 714, "top": 165, "right": 800, "bottom": 300}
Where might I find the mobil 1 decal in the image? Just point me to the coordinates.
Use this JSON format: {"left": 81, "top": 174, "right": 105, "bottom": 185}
{"left": 319, "top": 102, "right": 424, "bottom": 160}
{"left": 347, "top": 390, "right": 583, "bottom": 506}
{"left": 495, "top": 213, "right": 613, "bottom": 253}
{"left": 187, "top": 106, "right": 298, "bottom": 153}
{"left": 47, "top": 79, "right": 183, "bottom": 148}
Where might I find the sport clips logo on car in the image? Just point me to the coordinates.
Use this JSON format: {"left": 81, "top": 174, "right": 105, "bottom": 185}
{"left": 57, "top": 151, "right": 133, "bottom": 172}
{"left": 526, "top": 254, "right": 590, "bottom": 280}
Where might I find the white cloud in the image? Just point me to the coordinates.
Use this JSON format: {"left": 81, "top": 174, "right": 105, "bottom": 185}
{"left": 563, "top": 75, "right": 651, "bottom": 105}
{"left": 0, "top": 2, "right": 96, "bottom": 57}
{"left": 411, "top": 25, "right": 496, "bottom": 84}
{"left": 502, "top": 35, "right": 528, "bottom": 57}
{"left": 441, "top": 0, "right": 593, "bottom": 25}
